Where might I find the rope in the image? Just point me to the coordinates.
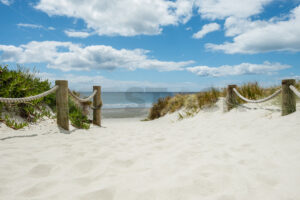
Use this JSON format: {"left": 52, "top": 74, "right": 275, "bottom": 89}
{"left": 224, "top": 98, "right": 281, "bottom": 112}
{"left": 0, "top": 86, "right": 59, "bottom": 104}
{"left": 289, "top": 85, "right": 300, "bottom": 98}
{"left": 233, "top": 88, "right": 281, "bottom": 103}
{"left": 91, "top": 105, "right": 102, "bottom": 110}
{"left": 68, "top": 89, "right": 97, "bottom": 103}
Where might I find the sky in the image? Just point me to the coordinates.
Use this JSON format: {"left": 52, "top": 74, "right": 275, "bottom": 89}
{"left": 0, "top": 0, "right": 300, "bottom": 92}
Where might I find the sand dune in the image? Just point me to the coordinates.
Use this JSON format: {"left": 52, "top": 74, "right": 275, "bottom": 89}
{"left": 1, "top": 99, "right": 300, "bottom": 200}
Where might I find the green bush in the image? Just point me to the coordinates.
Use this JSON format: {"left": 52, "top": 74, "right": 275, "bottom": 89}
{"left": 0, "top": 65, "right": 91, "bottom": 130}
{"left": 0, "top": 65, "right": 56, "bottom": 128}
{"left": 68, "top": 99, "right": 90, "bottom": 129}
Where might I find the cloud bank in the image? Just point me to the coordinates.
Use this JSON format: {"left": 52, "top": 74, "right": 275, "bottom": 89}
{"left": 187, "top": 62, "right": 291, "bottom": 77}
{"left": 0, "top": 41, "right": 194, "bottom": 72}
{"left": 35, "top": 0, "right": 194, "bottom": 36}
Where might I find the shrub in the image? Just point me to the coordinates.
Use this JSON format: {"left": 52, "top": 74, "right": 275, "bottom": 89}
{"left": 0, "top": 65, "right": 56, "bottom": 128}
{"left": 68, "top": 97, "right": 90, "bottom": 129}
{"left": 0, "top": 65, "right": 92, "bottom": 130}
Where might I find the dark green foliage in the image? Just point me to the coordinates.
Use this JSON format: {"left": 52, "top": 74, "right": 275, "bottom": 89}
{"left": 0, "top": 65, "right": 56, "bottom": 128}
{"left": 0, "top": 65, "right": 91, "bottom": 130}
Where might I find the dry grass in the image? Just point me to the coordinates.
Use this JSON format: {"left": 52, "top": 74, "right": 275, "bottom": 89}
{"left": 147, "top": 81, "right": 299, "bottom": 120}
{"left": 148, "top": 88, "right": 221, "bottom": 120}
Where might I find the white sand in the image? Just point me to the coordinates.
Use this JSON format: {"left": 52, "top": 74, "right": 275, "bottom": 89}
{"left": 1, "top": 99, "right": 300, "bottom": 200}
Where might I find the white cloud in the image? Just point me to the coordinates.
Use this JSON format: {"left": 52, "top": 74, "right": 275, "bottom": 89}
{"left": 0, "top": 0, "right": 13, "bottom": 5}
{"left": 195, "top": 0, "right": 272, "bottom": 20}
{"left": 187, "top": 62, "right": 291, "bottom": 77}
{"left": 35, "top": 0, "right": 194, "bottom": 37}
{"left": 192, "top": 23, "right": 220, "bottom": 39}
{"left": 64, "top": 30, "right": 92, "bottom": 38}
{"left": 17, "top": 23, "right": 43, "bottom": 29}
{"left": 224, "top": 17, "right": 267, "bottom": 37}
{"left": 0, "top": 41, "right": 194, "bottom": 72}
{"left": 48, "top": 26, "right": 55, "bottom": 30}
{"left": 206, "top": 5, "right": 300, "bottom": 54}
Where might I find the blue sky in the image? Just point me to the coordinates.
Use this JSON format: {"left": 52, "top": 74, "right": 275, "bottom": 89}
{"left": 0, "top": 0, "right": 300, "bottom": 92}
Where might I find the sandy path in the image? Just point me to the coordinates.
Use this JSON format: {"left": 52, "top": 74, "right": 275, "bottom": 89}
{"left": 1, "top": 101, "right": 300, "bottom": 200}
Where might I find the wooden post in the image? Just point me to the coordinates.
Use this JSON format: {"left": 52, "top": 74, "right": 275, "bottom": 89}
{"left": 282, "top": 79, "right": 296, "bottom": 116}
{"left": 81, "top": 102, "right": 90, "bottom": 116}
{"left": 93, "top": 86, "right": 101, "bottom": 126}
{"left": 225, "top": 84, "right": 237, "bottom": 111}
{"left": 55, "top": 80, "right": 69, "bottom": 131}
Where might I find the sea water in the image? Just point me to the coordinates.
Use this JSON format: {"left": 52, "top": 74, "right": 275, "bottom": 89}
{"left": 80, "top": 92, "right": 194, "bottom": 118}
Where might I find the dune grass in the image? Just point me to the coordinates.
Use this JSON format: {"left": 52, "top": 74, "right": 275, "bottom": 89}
{"left": 147, "top": 81, "right": 300, "bottom": 120}
{"left": 148, "top": 88, "right": 221, "bottom": 120}
{"left": 0, "top": 65, "right": 91, "bottom": 129}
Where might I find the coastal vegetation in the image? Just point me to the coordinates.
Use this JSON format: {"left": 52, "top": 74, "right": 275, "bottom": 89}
{"left": 148, "top": 82, "right": 300, "bottom": 120}
{"left": 0, "top": 65, "right": 90, "bottom": 129}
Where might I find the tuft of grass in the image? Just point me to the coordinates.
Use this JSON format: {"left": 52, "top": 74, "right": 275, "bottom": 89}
{"left": 196, "top": 87, "right": 220, "bottom": 109}
{"left": 0, "top": 114, "right": 29, "bottom": 130}
{"left": 236, "top": 82, "right": 264, "bottom": 101}
{"left": 148, "top": 88, "right": 221, "bottom": 120}
{"left": 148, "top": 96, "right": 171, "bottom": 120}
{"left": 68, "top": 97, "right": 91, "bottom": 129}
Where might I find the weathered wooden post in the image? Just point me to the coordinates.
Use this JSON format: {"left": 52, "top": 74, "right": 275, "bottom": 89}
{"left": 81, "top": 102, "right": 90, "bottom": 116}
{"left": 282, "top": 79, "right": 296, "bottom": 116}
{"left": 93, "top": 86, "right": 102, "bottom": 126}
{"left": 225, "top": 84, "right": 238, "bottom": 111}
{"left": 55, "top": 80, "right": 69, "bottom": 131}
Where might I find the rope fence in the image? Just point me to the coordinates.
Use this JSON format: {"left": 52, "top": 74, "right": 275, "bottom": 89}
{"left": 68, "top": 89, "right": 97, "bottom": 103}
{"left": 0, "top": 86, "right": 58, "bottom": 103}
{"left": 1, "top": 78, "right": 300, "bottom": 130}
{"left": 0, "top": 80, "right": 102, "bottom": 131}
{"left": 232, "top": 88, "right": 282, "bottom": 103}
{"left": 289, "top": 85, "right": 300, "bottom": 98}
{"left": 226, "top": 79, "right": 300, "bottom": 116}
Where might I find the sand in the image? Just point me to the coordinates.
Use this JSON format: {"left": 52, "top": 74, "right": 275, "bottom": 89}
{"left": 1, "top": 99, "right": 300, "bottom": 200}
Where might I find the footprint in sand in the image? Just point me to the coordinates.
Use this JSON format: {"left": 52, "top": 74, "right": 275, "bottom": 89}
{"left": 79, "top": 188, "right": 115, "bottom": 200}
{"left": 256, "top": 173, "right": 278, "bottom": 187}
{"left": 73, "top": 160, "right": 96, "bottom": 174}
{"left": 112, "top": 159, "right": 134, "bottom": 168}
{"left": 217, "top": 194, "right": 236, "bottom": 200}
{"left": 19, "top": 181, "right": 56, "bottom": 198}
{"left": 28, "top": 164, "right": 53, "bottom": 178}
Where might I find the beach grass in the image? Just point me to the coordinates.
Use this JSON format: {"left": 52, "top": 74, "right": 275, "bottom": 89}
{"left": 148, "top": 81, "right": 300, "bottom": 120}
{"left": 0, "top": 65, "right": 91, "bottom": 129}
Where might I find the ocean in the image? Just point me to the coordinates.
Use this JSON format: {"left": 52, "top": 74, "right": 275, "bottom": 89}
{"left": 80, "top": 92, "right": 195, "bottom": 118}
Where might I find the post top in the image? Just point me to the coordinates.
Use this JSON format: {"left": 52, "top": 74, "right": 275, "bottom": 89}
{"left": 228, "top": 84, "right": 237, "bottom": 88}
{"left": 93, "top": 86, "right": 101, "bottom": 90}
{"left": 282, "top": 79, "right": 295, "bottom": 84}
{"left": 55, "top": 80, "right": 68, "bottom": 85}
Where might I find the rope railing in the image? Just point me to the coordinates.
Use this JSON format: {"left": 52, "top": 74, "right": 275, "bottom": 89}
{"left": 233, "top": 88, "right": 282, "bottom": 103}
{"left": 0, "top": 80, "right": 102, "bottom": 131}
{"left": 0, "top": 86, "right": 59, "bottom": 104}
{"left": 226, "top": 79, "right": 298, "bottom": 117}
{"left": 68, "top": 89, "right": 97, "bottom": 103}
{"left": 289, "top": 85, "right": 300, "bottom": 98}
